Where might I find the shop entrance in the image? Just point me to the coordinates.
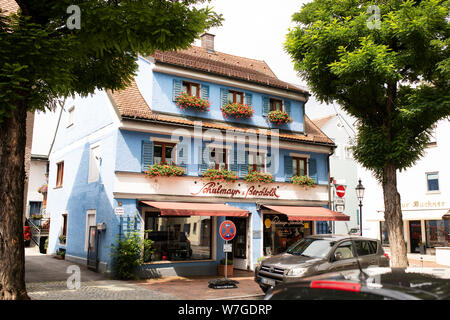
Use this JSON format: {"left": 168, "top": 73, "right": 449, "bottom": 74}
{"left": 409, "top": 220, "right": 422, "bottom": 253}
{"left": 226, "top": 217, "right": 248, "bottom": 270}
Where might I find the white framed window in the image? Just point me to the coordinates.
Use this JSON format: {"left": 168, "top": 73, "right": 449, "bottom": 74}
{"left": 67, "top": 106, "right": 75, "bottom": 127}
{"left": 84, "top": 210, "right": 96, "bottom": 252}
{"left": 248, "top": 151, "right": 266, "bottom": 173}
{"left": 427, "top": 124, "right": 437, "bottom": 147}
{"left": 88, "top": 145, "right": 101, "bottom": 183}
{"left": 426, "top": 172, "right": 439, "bottom": 192}
{"left": 345, "top": 146, "right": 354, "bottom": 159}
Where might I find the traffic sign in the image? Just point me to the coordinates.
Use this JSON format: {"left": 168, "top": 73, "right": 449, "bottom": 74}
{"left": 336, "top": 185, "right": 346, "bottom": 198}
{"left": 335, "top": 204, "right": 345, "bottom": 213}
{"left": 335, "top": 198, "right": 345, "bottom": 205}
{"left": 223, "top": 243, "right": 232, "bottom": 252}
{"left": 219, "top": 220, "right": 236, "bottom": 241}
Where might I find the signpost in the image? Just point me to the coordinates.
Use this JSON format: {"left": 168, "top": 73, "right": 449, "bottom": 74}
{"left": 336, "top": 185, "right": 346, "bottom": 198}
{"left": 219, "top": 220, "right": 236, "bottom": 281}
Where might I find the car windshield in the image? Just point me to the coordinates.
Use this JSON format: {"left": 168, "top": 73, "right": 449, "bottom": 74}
{"left": 286, "top": 238, "right": 335, "bottom": 258}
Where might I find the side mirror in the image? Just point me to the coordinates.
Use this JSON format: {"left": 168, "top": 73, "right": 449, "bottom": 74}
{"left": 334, "top": 252, "right": 343, "bottom": 261}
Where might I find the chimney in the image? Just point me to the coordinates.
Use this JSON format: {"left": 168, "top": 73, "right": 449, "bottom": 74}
{"left": 201, "top": 33, "right": 215, "bottom": 53}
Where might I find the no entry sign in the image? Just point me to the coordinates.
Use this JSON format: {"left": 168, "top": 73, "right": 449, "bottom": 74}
{"left": 336, "top": 185, "right": 346, "bottom": 198}
{"left": 219, "top": 220, "right": 236, "bottom": 241}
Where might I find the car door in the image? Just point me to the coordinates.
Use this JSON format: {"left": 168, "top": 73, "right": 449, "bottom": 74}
{"left": 328, "top": 240, "right": 358, "bottom": 272}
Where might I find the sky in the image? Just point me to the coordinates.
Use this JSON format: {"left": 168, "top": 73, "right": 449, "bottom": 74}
{"left": 32, "top": 0, "right": 339, "bottom": 155}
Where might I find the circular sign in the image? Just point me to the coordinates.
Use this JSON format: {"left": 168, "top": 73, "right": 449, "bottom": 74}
{"left": 264, "top": 218, "right": 272, "bottom": 229}
{"left": 336, "top": 185, "right": 346, "bottom": 198}
{"left": 219, "top": 220, "right": 236, "bottom": 241}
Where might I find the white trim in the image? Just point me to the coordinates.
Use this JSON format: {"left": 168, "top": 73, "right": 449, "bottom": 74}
{"left": 289, "top": 153, "right": 310, "bottom": 159}
{"left": 152, "top": 65, "right": 307, "bottom": 102}
{"left": 150, "top": 137, "right": 180, "bottom": 144}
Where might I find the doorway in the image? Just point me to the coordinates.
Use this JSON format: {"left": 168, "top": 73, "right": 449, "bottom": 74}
{"left": 409, "top": 220, "right": 422, "bottom": 253}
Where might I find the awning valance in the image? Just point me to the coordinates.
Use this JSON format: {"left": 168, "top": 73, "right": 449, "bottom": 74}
{"left": 262, "top": 205, "right": 350, "bottom": 221}
{"left": 367, "top": 209, "right": 450, "bottom": 221}
{"left": 140, "top": 201, "right": 248, "bottom": 217}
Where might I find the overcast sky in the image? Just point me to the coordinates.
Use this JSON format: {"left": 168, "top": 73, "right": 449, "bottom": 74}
{"left": 32, "top": 0, "right": 338, "bottom": 155}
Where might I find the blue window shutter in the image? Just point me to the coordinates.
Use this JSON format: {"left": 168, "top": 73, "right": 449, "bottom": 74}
{"left": 198, "top": 146, "right": 209, "bottom": 175}
{"left": 229, "top": 147, "right": 238, "bottom": 173}
{"left": 200, "top": 85, "right": 209, "bottom": 100}
{"left": 262, "top": 96, "right": 270, "bottom": 116}
{"left": 237, "top": 148, "right": 248, "bottom": 178}
{"left": 244, "top": 93, "right": 253, "bottom": 106}
{"left": 173, "top": 79, "right": 182, "bottom": 101}
{"left": 284, "top": 100, "right": 291, "bottom": 117}
{"left": 284, "top": 155, "right": 293, "bottom": 181}
{"left": 178, "top": 143, "right": 188, "bottom": 170}
{"left": 266, "top": 150, "right": 275, "bottom": 175}
{"left": 220, "top": 88, "right": 229, "bottom": 107}
{"left": 142, "top": 141, "right": 154, "bottom": 172}
{"left": 309, "top": 158, "right": 318, "bottom": 183}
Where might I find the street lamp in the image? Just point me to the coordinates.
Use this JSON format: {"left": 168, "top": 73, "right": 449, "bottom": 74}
{"left": 355, "top": 179, "right": 365, "bottom": 236}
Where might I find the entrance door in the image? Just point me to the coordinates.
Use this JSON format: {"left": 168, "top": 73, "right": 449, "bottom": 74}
{"left": 409, "top": 220, "right": 422, "bottom": 253}
{"left": 87, "top": 226, "right": 99, "bottom": 271}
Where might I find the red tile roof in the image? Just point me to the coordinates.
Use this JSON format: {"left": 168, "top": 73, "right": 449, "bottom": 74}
{"left": 152, "top": 46, "right": 309, "bottom": 96}
{"left": 312, "top": 114, "right": 337, "bottom": 129}
{"left": 107, "top": 80, "right": 334, "bottom": 146}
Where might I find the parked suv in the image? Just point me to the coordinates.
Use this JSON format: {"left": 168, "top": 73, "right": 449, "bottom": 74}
{"left": 255, "top": 235, "right": 390, "bottom": 293}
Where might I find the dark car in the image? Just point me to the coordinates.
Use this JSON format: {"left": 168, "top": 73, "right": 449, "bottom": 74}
{"left": 264, "top": 267, "right": 450, "bottom": 300}
{"left": 255, "top": 235, "right": 390, "bottom": 292}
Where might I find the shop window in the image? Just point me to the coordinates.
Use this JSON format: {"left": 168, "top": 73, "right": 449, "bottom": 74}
{"left": 227, "top": 90, "right": 244, "bottom": 104}
{"left": 208, "top": 148, "right": 228, "bottom": 170}
{"left": 270, "top": 98, "right": 283, "bottom": 111}
{"left": 56, "top": 161, "right": 64, "bottom": 187}
{"left": 426, "top": 172, "right": 439, "bottom": 192}
{"left": 380, "top": 221, "right": 389, "bottom": 246}
{"left": 248, "top": 152, "right": 266, "bottom": 173}
{"left": 425, "top": 220, "right": 449, "bottom": 247}
{"left": 292, "top": 157, "right": 307, "bottom": 176}
{"left": 153, "top": 142, "right": 175, "bottom": 165}
{"left": 144, "top": 214, "right": 211, "bottom": 262}
{"left": 182, "top": 81, "right": 200, "bottom": 97}
{"left": 263, "top": 214, "right": 312, "bottom": 256}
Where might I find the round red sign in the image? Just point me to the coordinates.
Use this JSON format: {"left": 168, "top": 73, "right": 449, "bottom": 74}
{"left": 336, "top": 185, "right": 346, "bottom": 198}
{"left": 219, "top": 220, "right": 236, "bottom": 241}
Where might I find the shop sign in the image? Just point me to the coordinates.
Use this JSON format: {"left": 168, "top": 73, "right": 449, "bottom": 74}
{"left": 191, "top": 182, "right": 280, "bottom": 199}
{"left": 402, "top": 201, "right": 447, "bottom": 209}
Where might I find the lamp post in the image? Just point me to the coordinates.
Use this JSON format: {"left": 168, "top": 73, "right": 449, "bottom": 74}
{"left": 355, "top": 179, "right": 365, "bottom": 236}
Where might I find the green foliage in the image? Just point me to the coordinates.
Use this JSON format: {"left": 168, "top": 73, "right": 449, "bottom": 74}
{"left": 291, "top": 175, "right": 316, "bottom": 188}
{"left": 285, "top": 0, "right": 450, "bottom": 180}
{"left": 219, "top": 258, "right": 233, "bottom": 265}
{"left": 0, "top": 0, "right": 223, "bottom": 124}
{"left": 243, "top": 170, "right": 274, "bottom": 183}
{"left": 110, "top": 229, "right": 154, "bottom": 280}
{"left": 203, "top": 168, "right": 239, "bottom": 182}
{"left": 144, "top": 163, "right": 186, "bottom": 177}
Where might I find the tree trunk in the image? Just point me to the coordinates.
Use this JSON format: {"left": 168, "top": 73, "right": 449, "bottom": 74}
{"left": 0, "top": 103, "right": 30, "bottom": 300}
{"left": 382, "top": 163, "right": 409, "bottom": 268}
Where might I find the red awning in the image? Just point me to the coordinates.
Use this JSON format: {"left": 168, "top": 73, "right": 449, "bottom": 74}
{"left": 262, "top": 205, "right": 349, "bottom": 221}
{"left": 140, "top": 201, "right": 249, "bottom": 217}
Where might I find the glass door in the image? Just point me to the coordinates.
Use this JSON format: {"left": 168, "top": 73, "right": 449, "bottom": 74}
{"left": 409, "top": 220, "right": 422, "bottom": 253}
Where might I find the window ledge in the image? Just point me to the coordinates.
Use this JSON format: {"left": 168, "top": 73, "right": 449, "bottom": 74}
{"left": 143, "top": 259, "right": 214, "bottom": 265}
{"left": 53, "top": 186, "right": 63, "bottom": 190}
{"left": 426, "top": 191, "right": 441, "bottom": 195}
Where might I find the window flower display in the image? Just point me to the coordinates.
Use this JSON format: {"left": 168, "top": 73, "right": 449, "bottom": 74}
{"left": 266, "top": 110, "right": 292, "bottom": 125}
{"left": 221, "top": 103, "right": 254, "bottom": 119}
{"left": 291, "top": 175, "right": 316, "bottom": 188}
{"left": 144, "top": 164, "right": 185, "bottom": 177}
{"left": 243, "top": 170, "right": 274, "bottom": 183}
{"left": 202, "top": 168, "right": 239, "bottom": 183}
{"left": 38, "top": 184, "right": 48, "bottom": 194}
{"left": 175, "top": 92, "right": 210, "bottom": 112}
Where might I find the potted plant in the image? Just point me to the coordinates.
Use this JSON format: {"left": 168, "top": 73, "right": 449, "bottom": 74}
{"left": 243, "top": 170, "right": 274, "bottom": 183}
{"left": 175, "top": 92, "right": 210, "bottom": 112}
{"left": 202, "top": 168, "right": 239, "bottom": 183}
{"left": 31, "top": 214, "right": 43, "bottom": 220}
{"left": 291, "top": 175, "right": 316, "bottom": 188}
{"left": 59, "top": 234, "right": 67, "bottom": 245}
{"left": 144, "top": 163, "right": 185, "bottom": 178}
{"left": 56, "top": 248, "right": 66, "bottom": 260}
{"left": 266, "top": 110, "right": 292, "bottom": 125}
{"left": 218, "top": 257, "right": 233, "bottom": 277}
{"left": 221, "top": 102, "right": 254, "bottom": 119}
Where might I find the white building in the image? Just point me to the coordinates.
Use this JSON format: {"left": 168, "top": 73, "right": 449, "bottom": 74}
{"left": 25, "top": 154, "right": 49, "bottom": 218}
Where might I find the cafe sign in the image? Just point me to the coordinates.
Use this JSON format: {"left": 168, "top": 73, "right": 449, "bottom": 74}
{"left": 191, "top": 182, "right": 280, "bottom": 199}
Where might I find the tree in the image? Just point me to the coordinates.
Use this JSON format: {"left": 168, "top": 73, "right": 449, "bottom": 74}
{"left": 0, "top": 0, "right": 221, "bottom": 300}
{"left": 285, "top": 0, "right": 449, "bottom": 267}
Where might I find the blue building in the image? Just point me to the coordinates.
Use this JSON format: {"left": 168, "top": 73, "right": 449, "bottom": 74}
{"left": 47, "top": 34, "right": 347, "bottom": 276}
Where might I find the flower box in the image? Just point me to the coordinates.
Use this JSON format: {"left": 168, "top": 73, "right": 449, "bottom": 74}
{"left": 175, "top": 92, "right": 210, "bottom": 112}
{"left": 291, "top": 175, "right": 316, "bottom": 188}
{"left": 38, "top": 184, "right": 48, "bottom": 194}
{"left": 221, "top": 103, "right": 254, "bottom": 119}
{"left": 144, "top": 164, "right": 185, "bottom": 178}
{"left": 217, "top": 264, "right": 234, "bottom": 277}
{"left": 267, "top": 110, "right": 292, "bottom": 125}
{"left": 202, "top": 168, "right": 239, "bottom": 183}
{"left": 244, "top": 171, "right": 274, "bottom": 183}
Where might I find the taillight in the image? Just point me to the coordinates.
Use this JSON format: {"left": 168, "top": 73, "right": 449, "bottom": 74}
{"left": 310, "top": 280, "right": 361, "bottom": 292}
{"left": 384, "top": 253, "right": 390, "bottom": 261}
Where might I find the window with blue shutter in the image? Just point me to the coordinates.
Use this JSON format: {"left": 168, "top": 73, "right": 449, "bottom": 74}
{"left": 229, "top": 146, "right": 239, "bottom": 174}
{"left": 198, "top": 146, "right": 210, "bottom": 175}
{"left": 262, "top": 96, "right": 270, "bottom": 116}
{"left": 244, "top": 93, "right": 253, "bottom": 106}
{"left": 284, "top": 155, "right": 293, "bottom": 182}
{"left": 284, "top": 100, "right": 291, "bottom": 117}
{"left": 141, "top": 141, "right": 154, "bottom": 171}
{"left": 177, "top": 143, "right": 189, "bottom": 170}
{"left": 220, "top": 88, "right": 229, "bottom": 107}
{"left": 237, "top": 147, "right": 248, "bottom": 178}
{"left": 200, "top": 85, "right": 209, "bottom": 100}
{"left": 173, "top": 79, "right": 182, "bottom": 101}
{"left": 309, "top": 158, "right": 318, "bottom": 183}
